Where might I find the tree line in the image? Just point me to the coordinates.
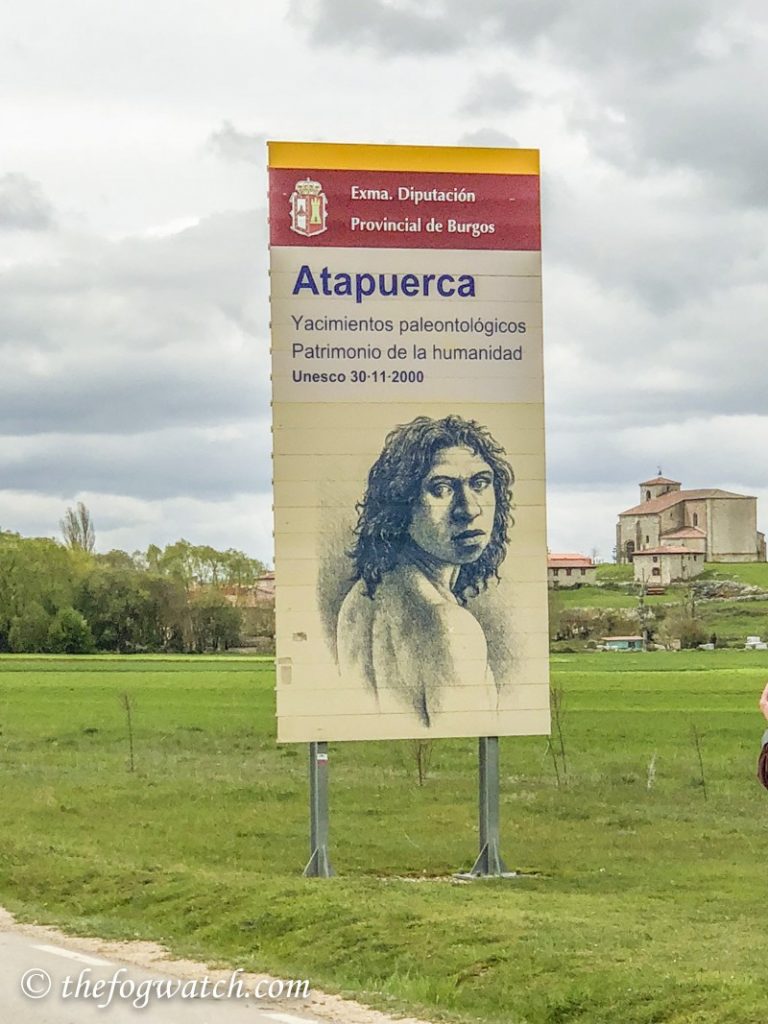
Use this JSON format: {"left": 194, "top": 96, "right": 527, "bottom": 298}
{"left": 0, "top": 505, "right": 268, "bottom": 654}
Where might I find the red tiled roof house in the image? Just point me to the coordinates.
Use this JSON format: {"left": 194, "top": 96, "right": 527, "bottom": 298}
{"left": 547, "top": 552, "right": 597, "bottom": 588}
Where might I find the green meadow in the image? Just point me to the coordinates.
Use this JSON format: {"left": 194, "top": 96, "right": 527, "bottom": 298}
{"left": 593, "top": 560, "right": 768, "bottom": 590}
{"left": 1, "top": 652, "right": 768, "bottom": 1023}
{"left": 552, "top": 562, "right": 768, "bottom": 646}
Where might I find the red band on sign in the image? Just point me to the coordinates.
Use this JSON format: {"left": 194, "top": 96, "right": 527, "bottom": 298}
{"left": 269, "top": 168, "right": 540, "bottom": 251}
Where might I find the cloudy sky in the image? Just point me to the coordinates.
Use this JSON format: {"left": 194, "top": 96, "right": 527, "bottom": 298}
{"left": 2, "top": 0, "right": 767, "bottom": 564}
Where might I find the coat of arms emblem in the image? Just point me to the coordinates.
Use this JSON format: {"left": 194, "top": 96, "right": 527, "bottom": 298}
{"left": 289, "top": 178, "right": 328, "bottom": 237}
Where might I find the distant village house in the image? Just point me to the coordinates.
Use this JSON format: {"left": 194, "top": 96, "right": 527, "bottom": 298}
{"left": 632, "top": 546, "right": 704, "bottom": 587}
{"left": 548, "top": 552, "right": 597, "bottom": 588}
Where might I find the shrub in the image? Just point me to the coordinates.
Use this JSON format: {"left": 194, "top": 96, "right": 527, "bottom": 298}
{"left": 188, "top": 591, "right": 242, "bottom": 652}
{"left": 47, "top": 607, "right": 95, "bottom": 654}
{"left": 8, "top": 602, "right": 51, "bottom": 653}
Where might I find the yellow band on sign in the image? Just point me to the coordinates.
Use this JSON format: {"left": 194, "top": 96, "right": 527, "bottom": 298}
{"left": 268, "top": 141, "right": 539, "bottom": 175}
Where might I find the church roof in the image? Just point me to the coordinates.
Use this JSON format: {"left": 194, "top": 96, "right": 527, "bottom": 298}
{"left": 639, "top": 475, "right": 680, "bottom": 486}
{"left": 661, "top": 527, "right": 707, "bottom": 539}
{"left": 620, "top": 488, "right": 752, "bottom": 517}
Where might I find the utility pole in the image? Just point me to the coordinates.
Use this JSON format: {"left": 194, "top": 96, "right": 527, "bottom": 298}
{"left": 637, "top": 581, "right": 650, "bottom": 647}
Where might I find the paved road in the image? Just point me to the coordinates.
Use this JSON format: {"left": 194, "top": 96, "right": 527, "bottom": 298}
{"left": 0, "top": 922, "right": 320, "bottom": 1023}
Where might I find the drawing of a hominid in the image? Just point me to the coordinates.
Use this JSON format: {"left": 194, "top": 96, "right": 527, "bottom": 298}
{"left": 335, "top": 414, "right": 514, "bottom": 726}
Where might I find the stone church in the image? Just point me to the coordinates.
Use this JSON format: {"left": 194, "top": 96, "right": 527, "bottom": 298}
{"left": 616, "top": 475, "right": 765, "bottom": 564}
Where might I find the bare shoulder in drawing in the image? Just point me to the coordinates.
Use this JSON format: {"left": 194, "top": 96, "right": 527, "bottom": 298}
{"left": 336, "top": 415, "right": 514, "bottom": 726}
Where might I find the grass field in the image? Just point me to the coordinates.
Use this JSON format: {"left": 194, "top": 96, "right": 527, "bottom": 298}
{"left": 2, "top": 653, "right": 768, "bottom": 1023}
{"left": 700, "top": 563, "right": 768, "bottom": 587}
{"left": 594, "top": 564, "right": 634, "bottom": 583}
{"left": 555, "top": 587, "right": 671, "bottom": 609}
{"left": 554, "top": 587, "right": 768, "bottom": 645}
{"left": 594, "top": 562, "right": 768, "bottom": 588}
{"left": 555, "top": 562, "right": 768, "bottom": 647}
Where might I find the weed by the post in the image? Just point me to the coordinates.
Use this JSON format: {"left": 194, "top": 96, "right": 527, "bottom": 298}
{"left": 118, "top": 692, "right": 136, "bottom": 773}
{"left": 690, "top": 719, "right": 708, "bottom": 800}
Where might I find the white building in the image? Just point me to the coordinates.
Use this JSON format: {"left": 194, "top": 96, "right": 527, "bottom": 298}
{"left": 631, "top": 546, "right": 705, "bottom": 587}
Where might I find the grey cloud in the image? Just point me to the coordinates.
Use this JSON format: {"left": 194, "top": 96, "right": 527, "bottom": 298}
{"left": 0, "top": 423, "right": 271, "bottom": 501}
{"left": 542, "top": 170, "right": 768, "bottom": 310}
{"left": 461, "top": 74, "right": 530, "bottom": 115}
{"left": 546, "top": 372, "right": 768, "bottom": 441}
{"left": 0, "top": 173, "right": 55, "bottom": 231}
{"left": 292, "top": 0, "right": 529, "bottom": 54}
{"left": 497, "top": 0, "right": 714, "bottom": 76}
{"left": 539, "top": 208, "right": 768, "bottom": 436}
{"left": 208, "top": 121, "right": 267, "bottom": 165}
{"left": 601, "top": 54, "right": 768, "bottom": 206}
{"left": 291, "top": 0, "right": 460, "bottom": 53}
{"left": 496, "top": 3, "right": 765, "bottom": 205}
{"left": 0, "top": 209, "right": 270, "bottom": 435}
{"left": 546, "top": 415, "right": 768, "bottom": 497}
{"left": 299, "top": 0, "right": 765, "bottom": 204}
{"left": 296, "top": 0, "right": 716, "bottom": 67}
{"left": 544, "top": 318, "right": 768, "bottom": 427}
{"left": 0, "top": 353, "right": 269, "bottom": 435}
{"left": 523, "top": 3, "right": 765, "bottom": 205}
{"left": 1, "top": 209, "right": 267, "bottom": 319}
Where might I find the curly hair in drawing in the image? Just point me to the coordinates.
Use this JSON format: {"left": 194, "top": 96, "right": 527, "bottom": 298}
{"left": 347, "top": 415, "right": 514, "bottom": 604}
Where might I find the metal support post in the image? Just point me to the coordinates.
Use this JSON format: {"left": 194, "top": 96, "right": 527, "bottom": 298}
{"left": 303, "top": 741, "right": 334, "bottom": 877}
{"left": 457, "top": 736, "right": 515, "bottom": 878}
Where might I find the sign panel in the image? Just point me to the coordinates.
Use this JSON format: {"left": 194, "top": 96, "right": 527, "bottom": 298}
{"left": 268, "top": 142, "right": 549, "bottom": 742}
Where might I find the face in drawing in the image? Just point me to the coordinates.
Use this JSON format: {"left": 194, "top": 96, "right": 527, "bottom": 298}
{"left": 345, "top": 415, "right": 514, "bottom": 603}
{"left": 408, "top": 446, "right": 496, "bottom": 566}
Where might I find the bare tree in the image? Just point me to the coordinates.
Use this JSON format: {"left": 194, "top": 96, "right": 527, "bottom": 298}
{"left": 60, "top": 501, "right": 95, "bottom": 553}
